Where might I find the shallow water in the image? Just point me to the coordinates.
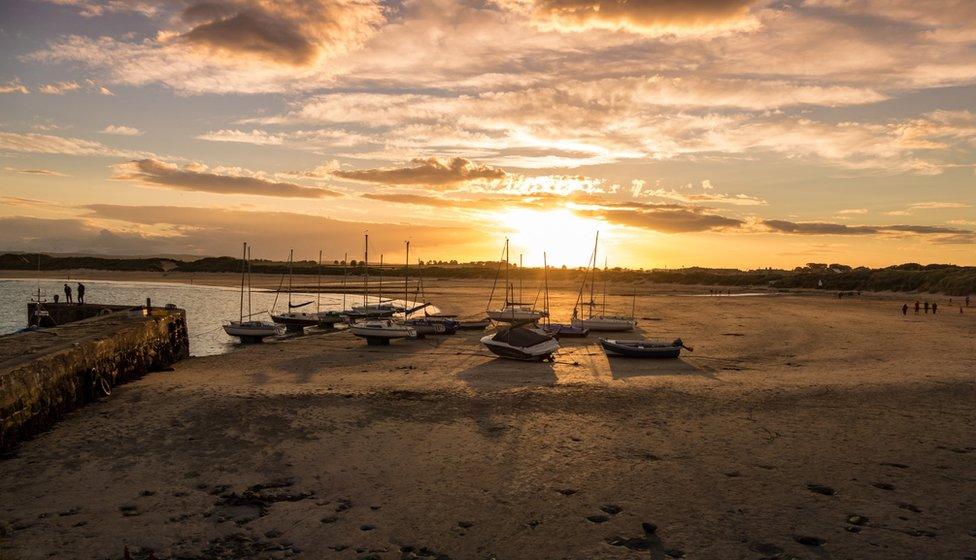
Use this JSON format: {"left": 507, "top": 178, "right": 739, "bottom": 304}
{"left": 0, "top": 278, "right": 419, "bottom": 356}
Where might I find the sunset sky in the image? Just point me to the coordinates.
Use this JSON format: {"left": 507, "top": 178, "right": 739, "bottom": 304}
{"left": 1, "top": 0, "right": 975, "bottom": 268}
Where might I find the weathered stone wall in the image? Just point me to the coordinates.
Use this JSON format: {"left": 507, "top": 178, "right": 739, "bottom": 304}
{"left": 27, "top": 302, "right": 133, "bottom": 328}
{"left": 0, "top": 308, "right": 189, "bottom": 450}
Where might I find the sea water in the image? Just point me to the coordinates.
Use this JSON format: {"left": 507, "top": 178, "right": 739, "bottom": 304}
{"left": 0, "top": 278, "right": 419, "bottom": 356}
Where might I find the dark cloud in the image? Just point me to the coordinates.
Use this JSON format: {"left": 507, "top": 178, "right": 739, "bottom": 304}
{"left": 763, "top": 220, "right": 970, "bottom": 236}
{"left": 177, "top": 0, "right": 384, "bottom": 66}
{"left": 577, "top": 202, "right": 744, "bottom": 233}
{"left": 335, "top": 157, "right": 507, "bottom": 188}
{"left": 183, "top": 10, "right": 317, "bottom": 65}
{"left": 113, "top": 159, "right": 340, "bottom": 198}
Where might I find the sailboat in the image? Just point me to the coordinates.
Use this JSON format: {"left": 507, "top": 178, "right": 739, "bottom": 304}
{"left": 349, "top": 254, "right": 404, "bottom": 315}
{"left": 224, "top": 242, "right": 280, "bottom": 342}
{"left": 270, "top": 249, "right": 320, "bottom": 333}
{"left": 349, "top": 234, "right": 416, "bottom": 344}
{"left": 486, "top": 239, "right": 547, "bottom": 323}
{"left": 403, "top": 242, "right": 453, "bottom": 336}
{"left": 312, "top": 250, "right": 343, "bottom": 328}
{"left": 571, "top": 232, "right": 636, "bottom": 332}
{"left": 539, "top": 252, "right": 589, "bottom": 338}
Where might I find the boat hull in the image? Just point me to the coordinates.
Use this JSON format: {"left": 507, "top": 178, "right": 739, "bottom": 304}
{"left": 572, "top": 317, "right": 635, "bottom": 332}
{"left": 487, "top": 310, "right": 547, "bottom": 323}
{"left": 599, "top": 338, "right": 682, "bottom": 359}
{"left": 271, "top": 312, "right": 320, "bottom": 333}
{"left": 224, "top": 321, "right": 280, "bottom": 343}
{"left": 350, "top": 321, "right": 416, "bottom": 345}
{"left": 457, "top": 319, "right": 491, "bottom": 330}
{"left": 541, "top": 323, "right": 590, "bottom": 338}
{"left": 480, "top": 334, "right": 559, "bottom": 361}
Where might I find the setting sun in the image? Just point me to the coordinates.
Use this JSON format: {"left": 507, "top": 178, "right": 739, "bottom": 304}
{"left": 493, "top": 208, "right": 613, "bottom": 268}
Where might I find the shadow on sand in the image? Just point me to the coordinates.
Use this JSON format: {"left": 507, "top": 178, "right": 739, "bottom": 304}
{"left": 267, "top": 331, "right": 454, "bottom": 383}
{"left": 606, "top": 356, "right": 717, "bottom": 380}
{"left": 457, "top": 358, "right": 557, "bottom": 390}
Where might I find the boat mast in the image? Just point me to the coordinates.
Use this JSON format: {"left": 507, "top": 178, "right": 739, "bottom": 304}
{"left": 543, "top": 251, "right": 550, "bottom": 326}
{"left": 589, "top": 231, "right": 599, "bottom": 318}
{"left": 342, "top": 252, "right": 348, "bottom": 311}
{"left": 519, "top": 253, "right": 523, "bottom": 304}
{"left": 239, "top": 242, "right": 246, "bottom": 324}
{"left": 505, "top": 238, "right": 511, "bottom": 305}
{"left": 363, "top": 233, "right": 369, "bottom": 307}
{"left": 317, "top": 249, "right": 322, "bottom": 314}
{"left": 287, "top": 249, "right": 293, "bottom": 309}
{"left": 247, "top": 245, "right": 253, "bottom": 320}
{"left": 602, "top": 256, "right": 608, "bottom": 316}
{"left": 378, "top": 254, "right": 384, "bottom": 303}
{"left": 404, "top": 240, "right": 410, "bottom": 315}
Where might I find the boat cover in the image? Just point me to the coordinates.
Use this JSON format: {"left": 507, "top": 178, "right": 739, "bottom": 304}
{"left": 492, "top": 327, "right": 551, "bottom": 347}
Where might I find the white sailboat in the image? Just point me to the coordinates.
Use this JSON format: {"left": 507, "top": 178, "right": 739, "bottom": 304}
{"left": 224, "top": 242, "right": 281, "bottom": 342}
{"left": 486, "top": 239, "right": 547, "bottom": 323}
{"left": 270, "top": 249, "right": 319, "bottom": 332}
{"left": 571, "top": 232, "right": 636, "bottom": 332}
{"left": 349, "top": 234, "right": 416, "bottom": 344}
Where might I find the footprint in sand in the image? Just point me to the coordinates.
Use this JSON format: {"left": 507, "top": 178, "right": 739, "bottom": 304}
{"left": 600, "top": 504, "right": 623, "bottom": 515}
{"left": 586, "top": 514, "right": 609, "bottom": 523}
{"left": 806, "top": 483, "right": 836, "bottom": 496}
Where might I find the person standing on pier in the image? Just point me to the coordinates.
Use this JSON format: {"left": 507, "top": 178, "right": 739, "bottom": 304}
{"left": 63, "top": 283, "right": 72, "bottom": 304}
{"left": 77, "top": 282, "right": 85, "bottom": 305}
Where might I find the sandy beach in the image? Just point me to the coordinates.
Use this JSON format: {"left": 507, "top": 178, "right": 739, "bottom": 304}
{"left": 1, "top": 278, "right": 974, "bottom": 559}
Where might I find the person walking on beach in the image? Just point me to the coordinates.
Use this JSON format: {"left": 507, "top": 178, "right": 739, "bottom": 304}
{"left": 924, "top": 301, "right": 930, "bottom": 314}
{"left": 932, "top": 302, "right": 938, "bottom": 314}
{"left": 77, "top": 283, "right": 85, "bottom": 305}
{"left": 967, "top": 296, "right": 971, "bottom": 307}
{"left": 914, "top": 301, "right": 920, "bottom": 315}
{"left": 63, "top": 283, "right": 72, "bottom": 304}
{"left": 902, "top": 303, "right": 908, "bottom": 316}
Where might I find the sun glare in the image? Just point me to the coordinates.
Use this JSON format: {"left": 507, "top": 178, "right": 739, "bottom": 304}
{"left": 495, "top": 208, "right": 613, "bottom": 268}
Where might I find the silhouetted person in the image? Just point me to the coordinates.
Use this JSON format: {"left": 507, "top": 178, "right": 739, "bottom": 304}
{"left": 54, "top": 294, "right": 59, "bottom": 304}
{"left": 924, "top": 301, "right": 929, "bottom": 314}
{"left": 77, "top": 283, "right": 85, "bottom": 305}
{"left": 914, "top": 301, "right": 920, "bottom": 315}
{"left": 63, "top": 283, "right": 72, "bottom": 304}
{"left": 901, "top": 303, "right": 908, "bottom": 316}
{"left": 932, "top": 302, "right": 937, "bottom": 314}
{"left": 967, "top": 296, "right": 971, "bottom": 307}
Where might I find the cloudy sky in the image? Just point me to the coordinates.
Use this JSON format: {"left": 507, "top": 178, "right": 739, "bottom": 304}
{"left": 1, "top": 0, "right": 975, "bottom": 268}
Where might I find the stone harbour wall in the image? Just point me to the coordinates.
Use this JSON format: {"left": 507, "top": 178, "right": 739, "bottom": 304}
{"left": 0, "top": 308, "right": 189, "bottom": 450}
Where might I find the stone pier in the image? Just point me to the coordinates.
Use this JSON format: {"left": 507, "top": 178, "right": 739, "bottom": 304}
{"left": 0, "top": 305, "right": 189, "bottom": 450}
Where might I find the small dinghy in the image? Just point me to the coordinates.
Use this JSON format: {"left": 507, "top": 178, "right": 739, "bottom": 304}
{"left": 481, "top": 325, "right": 559, "bottom": 361}
{"left": 350, "top": 319, "right": 416, "bottom": 345}
{"left": 599, "top": 338, "right": 691, "bottom": 359}
{"left": 404, "top": 318, "right": 447, "bottom": 338}
{"left": 541, "top": 323, "right": 590, "bottom": 338}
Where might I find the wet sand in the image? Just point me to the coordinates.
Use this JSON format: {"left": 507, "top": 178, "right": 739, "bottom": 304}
{"left": 1, "top": 280, "right": 974, "bottom": 559}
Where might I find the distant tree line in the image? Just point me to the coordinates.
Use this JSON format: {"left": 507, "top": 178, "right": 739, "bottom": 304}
{"left": 1, "top": 253, "right": 974, "bottom": 295}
